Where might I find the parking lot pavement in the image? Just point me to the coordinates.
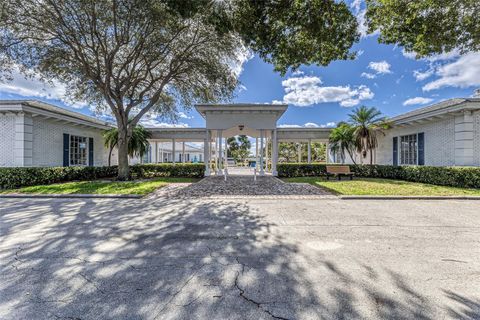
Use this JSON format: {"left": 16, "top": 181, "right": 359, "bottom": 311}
{"left": 0, "top": 197, "right": 479, "bottom": 319}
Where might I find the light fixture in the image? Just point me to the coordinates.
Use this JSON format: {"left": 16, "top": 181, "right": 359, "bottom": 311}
{"left": 238, "top": 124, "right": 245, "bottom": 131}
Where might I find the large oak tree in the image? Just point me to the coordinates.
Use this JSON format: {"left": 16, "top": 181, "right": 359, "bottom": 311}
{"left": 365, "top": 0, "right": 480, "bottom": 57}
{"left": 0, "top": 0, "right": 359, "bottom": 179}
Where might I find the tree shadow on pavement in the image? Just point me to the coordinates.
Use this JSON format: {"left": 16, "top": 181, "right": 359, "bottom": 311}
{"left": 0, "top": 197, "right": 478, "bottom": 319}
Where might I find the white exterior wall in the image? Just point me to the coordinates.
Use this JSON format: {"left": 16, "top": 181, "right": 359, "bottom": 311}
{"left": 0, "top": 114, "right": 16, "bottom": 166}
{"left": 474, "top": 111, "right": 480, "bottom": 165}
{"left": 376, "top": 117, "right": 455, "bottom": 166}
{"left": 30, "top": 116, "right": 110, "bottom": 167}
{"left": 374, "top": 114, "right": 480, "bottom": 166}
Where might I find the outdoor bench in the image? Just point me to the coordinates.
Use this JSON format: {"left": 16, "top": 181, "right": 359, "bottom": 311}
{"left": 326, "top": 165, "right": 354, "bottom": 180}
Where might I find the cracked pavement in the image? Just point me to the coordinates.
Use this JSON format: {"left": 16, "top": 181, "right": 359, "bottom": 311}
{"left": 0, "top": 196, "right": 479, "bottom": 319}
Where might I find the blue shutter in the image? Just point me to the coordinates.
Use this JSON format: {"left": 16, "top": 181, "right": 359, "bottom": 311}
{"left": 63, "top": 134, "right": 70, "bottom": 167}
{"left": 417, "top": 132, "right": 424, "bottom": 165}
{"left": 393, "top": 137, "right": 398, "bottom": 166}
{"left": 88, "top": 137, "right": 94, "bottom": 166}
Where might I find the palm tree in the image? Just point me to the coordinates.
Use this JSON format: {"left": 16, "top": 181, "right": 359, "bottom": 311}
{"left": 328, "top": 123, "right": 357, "bottom": 164}
{"left": 348, "top": 106, "right": 390, "bottom": 165}
{"left": 103, "top": 125, "right": 152, "bottom": 166}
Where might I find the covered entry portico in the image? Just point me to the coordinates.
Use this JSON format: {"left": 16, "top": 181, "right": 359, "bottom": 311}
{"left": 196, "top": 104, "right": 287, "bottom": 176}
{"left": 146, "top": 103, "right": 332, "bottom": 176}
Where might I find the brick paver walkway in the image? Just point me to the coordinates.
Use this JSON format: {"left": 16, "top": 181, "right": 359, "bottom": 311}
{"left": 152, "top": 175, "right": 334, "bottom": 199}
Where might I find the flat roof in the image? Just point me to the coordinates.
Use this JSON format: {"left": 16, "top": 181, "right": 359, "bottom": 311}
{"left": 390, "top": 98, "right": 480, "bottom": 124}
{"left": 0, "top": 100, "right": 113, "bottom": 129}
{"left": 195, "top": 103, "right": 288, "bottom": 119}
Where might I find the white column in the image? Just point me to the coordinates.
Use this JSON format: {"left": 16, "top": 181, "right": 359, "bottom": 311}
{"left": 14, "top": 113, "right": 33, "bottom": 167}
{"left": 255, "top": 137, "right": 259, "bottom": 167}
{"left": 172, "top": 138, "right": 176, "bottom": 164}
{"left": 297, "top": 143, "right": 301, "bottom": 163}
{"left": 160, "top": 142, "right": 164, "bottom": 163}
{"left": 182, "top": 142, "right": 186, "bottom": 163}
{"left": 260, "top": 129, "right": 265, "bottom": 175}
{"left": 215, "top": 134, "right": 218, "bottom": 172}
{"left": 150, "top": 141, "right": 155, "bottom": 163}
{"left": 325, "top": 142, "right": 329, "bottom": 164}
{"left": 307, "top": 139, "right": 312, "bottom": 164}
{"left": 265, "top": 136, "right": 269, "bottom": 172}
{"left": 217, "top": 130, "right": 223, "bottom": 174}
{"left": 455, "top": 112, "right": 475, "bottom": 166}
{"left": 272, "top": 129, "right": 278, "bottom": 176}
{"left": 204, "top": 130, "right": 210, "bottom": 176}
{"left": 224, "top": 135, "right": 228, "bottom": 169}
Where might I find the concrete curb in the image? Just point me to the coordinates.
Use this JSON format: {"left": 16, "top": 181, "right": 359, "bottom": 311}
{"left": 0, "top": 194, "right": 142, "bottom": 199}
{"left": 340, "top": 195, "right": 480, "bottom": 200}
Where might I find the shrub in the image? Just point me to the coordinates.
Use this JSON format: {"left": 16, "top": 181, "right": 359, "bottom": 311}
{"left": 0, "top": 166, "right": 118, "bottom": 189}
{"left": 130, "top": 163, "right": 205, "bottom": 179}
{"left": 0, "top": 163, "right": 205, "bottom": 189}
{"left": 277, "top": 163, "right": 328, "bottom": 178}
{"left": 277, "top": 163, "right": 480, "bottom": 189}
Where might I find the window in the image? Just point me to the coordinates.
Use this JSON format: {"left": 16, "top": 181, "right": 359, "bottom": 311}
{"left": 400, "top": 134, "right": 417, "bottom": 165}
{"left": 70, "top": 135, "right": 88, "bottom": 166}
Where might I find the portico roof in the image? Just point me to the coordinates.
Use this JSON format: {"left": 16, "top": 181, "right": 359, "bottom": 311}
{"left": 195, "top": 103, "right": 288, "bottom": 119}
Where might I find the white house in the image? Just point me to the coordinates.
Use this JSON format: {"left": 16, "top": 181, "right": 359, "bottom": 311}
{"left": 342, "top": 98, "right": 480, "bottom": 167}
{"left": 1, "top": 98, "right": 479, "bottom": 171}
{"left": 0, "top": 100, "right": 206, "bottom": 167}
{"left": 0, "top": 100, "right": 113, "bottom": 167}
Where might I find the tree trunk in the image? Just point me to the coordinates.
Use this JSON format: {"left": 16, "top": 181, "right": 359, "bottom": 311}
{"left": 347, "top": 149, "right": 357, "bottom": 165}
{"left": 117, "top": 126, "right": 130, "bottom": 180}
{"left": 108, "top": 146, "right": 113, "bottom": 167}
{"left": 369, "top": 148, "right": 373, "bottom": 165}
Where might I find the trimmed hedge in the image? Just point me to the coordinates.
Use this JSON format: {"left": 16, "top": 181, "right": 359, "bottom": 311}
{"left": 130, "top": 163, "right": 205, "bottom": 179}
{"left": 277, "top": 163, "right": 329, "bottom": 178}
{"left": 277, "top": 163, "right": 480, "bottom": 189}
{"left": 0, "top": 163, "right": 205, "bottom": 189}
{"left": 0, "top": 166, "right": 118, "bottom": 190}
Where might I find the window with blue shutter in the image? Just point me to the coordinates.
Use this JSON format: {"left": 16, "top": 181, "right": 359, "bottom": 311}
{"left": 392, "top": 137, "right": 398, "bottom": 166}
{"left": 88, "top": 137, "right": 94, "bottom": 166}
{"left": 63, "top": 133, "right": 70, "bottom": 167}
{"left": 417, "top": 132, "right": 425, "bottom": 165}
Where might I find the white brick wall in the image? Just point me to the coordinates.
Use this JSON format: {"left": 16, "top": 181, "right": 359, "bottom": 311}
{"left": 0, "top": 114, "right": 16, "bottom": 166}
{"left": 473, "top": 111, "right": 480, "bottom": 166}
{"left": 31, "top": 116, "right": 110, "bottom": 167}
{"left": 376, "top": 117, "right": 456, "bottom": 166}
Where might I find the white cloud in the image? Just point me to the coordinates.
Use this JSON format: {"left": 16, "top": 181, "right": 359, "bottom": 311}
{"left": 350, "top": 0, "right": 377, "bottom": 38}
{"left": 138, "top": 112, "right": 190, "bottom": 128}
{"left": 320, "top": 122, "right": 336, "bottom": 128}
{"left": 0, "top": 68, "right": 86, "bottom": 108}
{"left": 237, "top": 84, "right": 247, "bottom": 92}
{"left": 140, "top": 120, "right": 190, "bottom": 128}
{"left": 361, "top": 72, "right": 376, "bottom": 79}
{"left": 278, "top": 124, "right": 302, "bottom": 128}
{"left": 403, "top": 97, "right": 434, "bottom": 106}
{"left": 292, "top": 70, "right": 305, "bottom": 76}
{"left": 279, "top": 75, "right": 374, "bottom": 107}
{"left": 413, "top": 69, "right": 434, "bottom": 81}
{"left": 423, "top": 53, "right": 480, "bottom": 91}
{"left": 402, "top": 48, "right": 460, "bottom": 62}
{"left": 230, "top": 46, "right": 254, "bottom": 77}
{"left": 278, "top": 121, "right": 336, "bottom": 128}
{"left": 368, "top": 61, "right": 392, "bottom": 74}
{"left": 350, "top": 0, "right": 362, "bottom": 12}
{"left": 178, "top": 111, "right": 193, "bottom": 119}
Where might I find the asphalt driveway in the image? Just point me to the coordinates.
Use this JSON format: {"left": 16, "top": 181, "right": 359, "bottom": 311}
{"left": 0, "top": 197, "right": 479, "bottom": 319}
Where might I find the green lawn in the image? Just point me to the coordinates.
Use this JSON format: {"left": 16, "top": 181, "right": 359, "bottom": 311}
{"left": 0, "top": 177, "right": 197, "bottom": 195}
{"left": 284, "top": 177, "right": 480, "bottom": 196}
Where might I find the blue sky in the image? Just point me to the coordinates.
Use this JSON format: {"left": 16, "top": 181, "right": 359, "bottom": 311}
{"left": 1, "top": 6, "right": 479, "bottom": 129}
